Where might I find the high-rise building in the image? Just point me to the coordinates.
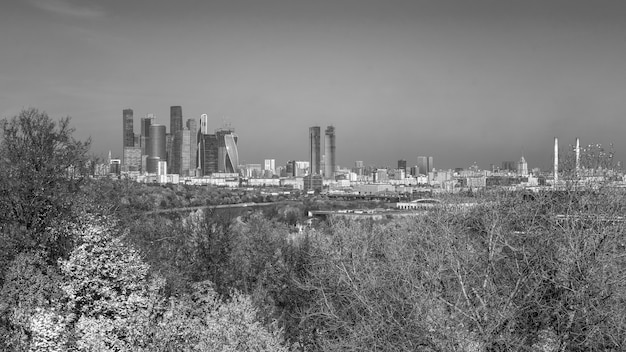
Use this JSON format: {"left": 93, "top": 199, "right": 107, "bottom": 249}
{"left": 122, "top": 109, "right": 134, "bottom": 168}
{"left": 517, "top": 156, "right": 528, "bottom": 176}
{"left": 428, "top": 156, "right": 434, "bottom": 173}
{"left": 122, "top": 109, "right": 134, "bottom": 148}
{"left": 199, "top": 134, "right": 218, "bottom": 175}
{"left": 147, "top": 124, "right": 166, "bottom": 173}
{"left": 324, "top": 126, "right": 336, "bottom": 179}
{"left": 216, "top": 128, "right": 239, "bottom": 173}
{"left": 186, "top": 119, "right": 197, "bottom": 171}
{"left": 397, "top": 159, "right": 407, "bottom": 173}
{"left": 200, "top": 114, "right": 209, "bottom": 134}
{"left": 140, "top": 114, "right": 154, "bottom": 158}
{"left": 264, "top": 159, "right": 276, "bottom": 174}
{"left": 502, "top": 161, "right": 516, "bottom": 172}
{"left": 417, "top": 156, "right": 428, "bottom": 175}
{"left": 172, "top": 129, "right": 191, "bottom": 176}
{"left": 170, "top": 106, "right": 183, "bottom": 136}
{"left": 309, "top": 126, "right": 321, "bottom": 175}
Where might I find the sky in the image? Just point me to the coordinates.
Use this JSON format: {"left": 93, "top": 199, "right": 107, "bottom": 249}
{"left": 2, "top": 0, "right": 626, "bottom": 170}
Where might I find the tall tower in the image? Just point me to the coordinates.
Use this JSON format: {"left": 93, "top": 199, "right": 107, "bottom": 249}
{"left": 200, "top": 114, "right": 209, "bottom": 134}
{"left": 147, "top": 124, "right": 167, "bottom": 173}
{"left": 309, "top": 126, "right": 321, "bottom": 175}
{"left": 575, "top": 137, "right": 580, "bottom": 174}
{"left": 324, "top": 126, "right": 336, "bottom": 179}
{"left": 122, "top": 109, "right": 134, "bottom": 148}
{"left": 554, "top": 137, "right": 559, "bottom": 185}
{"left": 170, "top": 106, "right": 183, "bottom": 136}
{"left": 187, "top": 119, "right": 198, "bottom": 171}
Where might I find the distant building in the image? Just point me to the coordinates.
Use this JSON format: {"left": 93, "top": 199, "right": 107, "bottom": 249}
{"left": 517, "top": 156, "right": 528, "bottom": 176}
{"left": 502, "top": 161, "right": 516, "bottom": 172}
{"left": 122, "top": 109, "right": 134, "bottom": 148}
{"left": 397, "top": 159, "right": 407, "bottom": 173}
{"left": 303, "top": 174, "right": 323, "bottom": 192}
{"left": 123, "top": 147, "right": 141, "bottom": 172}
{"left": 264, "top": 159, "right": 276, "bottom": 174}
{"left": 170, "top": 106, "right": 183, "bottom": 136}
{"left": 198, "top": 125, "right": 239, "bottom": 176}
{"left": 309, "top": 126, "right": 321, "bottom": 175}
{"left": 172, "top": 129, "right": 191, "bottom": 175}
{"left": 324, "top": 126, "right": 336, "bottom": 179}
{"left": 417, "top": 156, "right": 434, "bottom": 175}
{"left": 147, "top": 124, "right": 166, "bottom": 173}
{"left": 122, "top": 109, "right": 134, "bottom": 168}
{"left": 140, "top": 114, "right": 155, "bottom": 162}
{"left": 186, "top": 119, "right": 197, "bottom": 170}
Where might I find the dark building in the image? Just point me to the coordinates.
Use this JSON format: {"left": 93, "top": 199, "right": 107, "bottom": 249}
{"left": 199, "top": 134, "right": 219, "bottom": 175}
{"left": 286, "top": 160, "right": 295, "bottom": 177}
{"left": 170, "top": 106, "right": 183, "bottom": 136}
{"left": 397, "top": 159, "right": 407, "bottom": 173}
{"left": 502, "top": 161, "right": 516, "bottom": 172}
{"left": 122, "top": 109, "right": 134, "bottom": 148}
{"left": 303, "top": 174, "right": 323, "bottom": 193}
{"left": 309, "top": 126, "right": 321, "bottom": 175}
{"left": 324, "top": 126, "right": 336, "bottom": 179}
{"left": 215, "top": 128, "right": 238, "bottom": 173}
{"left": 147, "top": 124, "right": 166, "bottom": 173}
{"left": 140, "top": 114, "right": 154, "bottom": 158}
{"left": 186, "top": 119, "right": 197, "bottom": 171}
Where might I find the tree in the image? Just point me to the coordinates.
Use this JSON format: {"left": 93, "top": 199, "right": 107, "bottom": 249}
{"left": 0, "top": 108, "right": 90, "bottom": 272}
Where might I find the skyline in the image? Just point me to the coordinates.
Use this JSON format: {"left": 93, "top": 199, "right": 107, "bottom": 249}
{"left": 2, "top": 0, "right": 626, "bottom": 169}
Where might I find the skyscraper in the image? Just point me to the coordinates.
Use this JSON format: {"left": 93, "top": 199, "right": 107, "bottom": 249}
{"left": 324, "top": 126, "right": 336, "bottom": 180}
{"left": 417, "top": 156, "right": 434, "bottom": 175}
{"left": 264, "top": 159, "right": 276, "bottom": 174}
{"left": 200, "top": 114, "right": 209, "bottom": 134}
{"left": 309, "top": 126, "right": 321, "bottom": 175}
{"left": 147, "top": 124, "right": 166, "bottom": 173}
{"left": 122, "top": 109, "right": 134, "bottom": 148}
{"left": 216, "top": 128, "right": 239, "bottom": 173}
{"left": 186, "top": 119, "right": 197, "bottom": 171}
{"left": 172, "top": 129, "right": 191, "bottom": 176}
{"left": 170, "top": 106, "right": 183, "bottom": 136}
{"left": 397, "top": 159, "right": 407, "bottom": 173}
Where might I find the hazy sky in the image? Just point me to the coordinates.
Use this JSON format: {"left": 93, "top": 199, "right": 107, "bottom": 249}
{"left": 2, "top": 0, "right": 626, "bottom": 170}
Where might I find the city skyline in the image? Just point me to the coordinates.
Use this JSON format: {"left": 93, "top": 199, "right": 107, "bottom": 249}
{"left": 2, "top": 0, "right": 626, "bottom": 169}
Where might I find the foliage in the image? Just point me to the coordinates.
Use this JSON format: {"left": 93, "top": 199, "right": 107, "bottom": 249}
{"left": 0, "top": 108, "right": 90, "bottom": 279}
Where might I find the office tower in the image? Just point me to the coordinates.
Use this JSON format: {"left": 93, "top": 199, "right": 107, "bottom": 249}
{"left": 122, "top": 109, "right": 134, "bottom": 168}
{"left": 517, "top": 156, "right": 528, "bottom": 176}
{"left": 170, "top": 106, "right": 183, "bottom": 136}
{"left": 554, "top": 137, "right": 559, "bottom": 184}
{"left": 397, "top": 159, "right": 407, "bottom": 173}
{"left": 123, "top": 147, "right": 141, "bottom": 171}
{"left": 140, "top": 114, "right": 154, "bottom": 158}
{"left": 309, "top": 126, "right": 321, "bottom": 175}
{"left": 575, "top": 137, "right": 580, "bottom": 174}
{"left": 122, "top": 109, "right": 134, "bottom": 148}
{"left": 355, "top": 160, "right": 364, "bottom": 168}
{"left": 264, "top": 159, "right": 276, "bottom": 174}
{"left": 216, "top": 128, "right": 239, "bottom": 173}
{"left": 166, "top": 133, "right": 174, "bottom": 173}
{"left": 187, "top": 119, "right": 197, "bottom": 170}
{"left": 417, "top": 156, "right": 428, "bottom": 175}
{"left": 286, "top": 161, "right": 295, "bottom": 176}
{"left": 417, "top": 156, "right": 434, "bottom": 175}
{"left": 200, "top": 114, "right": 209, "bottom": 134}
{"left": 324, "top": 126, "right": 336, "bottom": 179}
{"left": 502, "top": 161, "right": 516, "bottom": 172}
{"left": 172, "top": 129, "right": 191, "bottom": 175}
{"left": 147, "top": 124, "right": 166, "bottom": 173}
{"left": 199, "top": 134, "right": 218, "bottom": 175}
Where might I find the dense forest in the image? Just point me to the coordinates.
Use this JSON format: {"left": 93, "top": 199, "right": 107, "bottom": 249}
{"left": 1, "top": 109, "right": 626, "bottom": 351}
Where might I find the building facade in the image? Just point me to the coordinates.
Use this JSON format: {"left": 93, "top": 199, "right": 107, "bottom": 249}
{"left": 324, "top": 126, "right": 336, "bottom": 179}
{"left": 309, "top": 126, "right": 321, "bottom": 175}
